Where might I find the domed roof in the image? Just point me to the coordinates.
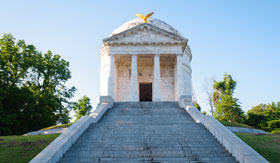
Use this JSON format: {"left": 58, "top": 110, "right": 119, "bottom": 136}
{"left": 111, "top": 18, "right": 182, "bottom": 36}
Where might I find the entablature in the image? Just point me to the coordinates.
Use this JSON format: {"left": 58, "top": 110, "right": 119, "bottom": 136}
{"left": 107, "top": 44, "right": 183, "bottom": 56}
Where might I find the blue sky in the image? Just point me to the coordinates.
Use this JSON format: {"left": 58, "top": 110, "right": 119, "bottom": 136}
{"left": 1, "top": 0, "right": 279, "bottom": 114}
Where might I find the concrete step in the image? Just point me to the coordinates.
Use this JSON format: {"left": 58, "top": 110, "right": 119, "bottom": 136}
{"left": 59, "top": 156, "right": 236, "bottom": 162}
{"left": 66, "top": 149, "right": 232, "bottom": 156}
{"left": 63, "top": 153, "right": 232, "bottom": 160}
{"left": 61, "top": 153, "right": 234, "bottom": 160}
{"left": 58, "top": 102, "right": 237, "bottom": 162}
{"left": 60, "top": 160, "right": 238, "bottom": 163}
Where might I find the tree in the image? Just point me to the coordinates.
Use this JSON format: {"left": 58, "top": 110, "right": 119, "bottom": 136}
{"left": 214, "top": 95, "right": 244, "bottom": 122}
{"left": 267, "top": 120, "right": 280, "bottom": 132}
{"left": 203, "top": 77, "right": 215, "bottom": 116}
{"left": 73, "top": 96, "right": 92, "bottom": 121}
{"left": 246, "top": 102, "right": 280, "bottom": 131}
{"left": 0, "top": 34, "right": 76, "bottom": 135}
{"left": 212, "top": 73, "right": 236, "bottom": 107}
{"left": 212, "top": 73, "right": 244, "bottom": 123}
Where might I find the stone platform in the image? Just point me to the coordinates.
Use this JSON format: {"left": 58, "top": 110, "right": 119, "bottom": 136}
{"left": 59, "top": 102, "right": 238, "bottom": 163}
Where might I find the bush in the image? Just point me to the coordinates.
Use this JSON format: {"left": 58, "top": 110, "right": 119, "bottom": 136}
{"left": 267, "top": 120, "right": 280, "bottom": 131}
{"left": 246, "top": 102, "right": 280, "bottom": 132}
{"left": 271, "top": 128, "right": 280, "bottom": 134}
{"left": 193, "top": 102, "right": 201, "bottom": 111}
{"left": 246, "top": 113, "right": 267, "bottom": 130}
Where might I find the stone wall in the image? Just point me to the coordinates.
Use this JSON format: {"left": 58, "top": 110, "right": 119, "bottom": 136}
{"left": 116, "top": 56, "right": 131, "bottom": 101}
{"left": 160, "top": 56, "right": 175, "bottom": 101}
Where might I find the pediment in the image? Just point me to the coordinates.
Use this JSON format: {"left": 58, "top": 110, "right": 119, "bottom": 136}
{"left": 103, "top": 24, "right": 188, "bottom": 47}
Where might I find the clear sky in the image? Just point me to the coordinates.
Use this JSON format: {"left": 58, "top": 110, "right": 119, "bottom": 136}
{"left": 1, "top": 0, "right": 279, "bottom": 115}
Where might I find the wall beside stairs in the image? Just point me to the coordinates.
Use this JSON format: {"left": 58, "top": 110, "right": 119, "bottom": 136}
{"left": 29, "top": 98, "right": 113, "bottom": 163}
{"left": 184, "top": 105, "right": 268, "bottom": 163}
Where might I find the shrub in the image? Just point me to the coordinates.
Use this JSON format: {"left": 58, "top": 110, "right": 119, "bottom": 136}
{"left": 267, "top": 120, "right": 280, "bottom": 131}
{"left": 193, "top": 102, "right": 201, "bottom": 111}
{"left": 271, "top": 128, "right": 280, "bottom": 134}
{"left": 246, "top": 113, "right": 267, "bottom": 130}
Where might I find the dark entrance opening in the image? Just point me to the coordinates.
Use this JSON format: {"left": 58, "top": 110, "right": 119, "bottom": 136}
{"left": 139, "top": 83, "right": 152, "bottom": 101}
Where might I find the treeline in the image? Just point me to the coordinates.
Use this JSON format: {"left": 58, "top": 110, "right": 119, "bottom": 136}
{"left": 200, "top": 73, "right": 280, "bottom": 133}
{"left": 247, "top": 102, "right": 280, "bottom": 133}
{"left": 0, "top": 34, "right": 90, "bottom": 136}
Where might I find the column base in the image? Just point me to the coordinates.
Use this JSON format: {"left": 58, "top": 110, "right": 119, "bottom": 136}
{"left": 99, "top": 96, "right": 114, "bottom": 108}
{"left": 178, "top": 95, "right": 192, "bottom": 108}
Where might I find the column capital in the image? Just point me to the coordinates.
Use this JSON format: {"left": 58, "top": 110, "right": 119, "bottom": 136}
{"left": 108, "top": 52, "right": 116, "bottom": 56}
{"left": 154, "top": 53, "right": 161, "bottom": 56}
{"left": 175, "top": 53, "right": 183, "bottom": 56}
{"left": 130, "top": 53, "right": 138, "bottom": 56}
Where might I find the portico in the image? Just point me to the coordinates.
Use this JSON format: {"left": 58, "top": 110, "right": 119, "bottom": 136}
{"left": 99, "top": 19, "right": 192, "bottom": 102}
{"left": 111, "top": 54, "right": 178, "bottom": 102}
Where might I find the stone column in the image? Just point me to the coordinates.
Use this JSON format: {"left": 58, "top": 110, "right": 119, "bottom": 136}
{"left": 153, "top": 54, "right": 161, "bottom": 101}
{"left": 130, "top": 54, "right": 138, "bottom": 101}
{"left": 108, "top": 55, "right": 115, "bottom": 98}
{"left": 176, "top": 54, "right": 183, "bottom": 100}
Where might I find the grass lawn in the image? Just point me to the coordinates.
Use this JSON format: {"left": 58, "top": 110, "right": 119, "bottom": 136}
{"left": 40, "top": 122, "right": 73, "bottom": 131}
{"left": 236, "top": 133, "right": 280, "bottom": 163}
{"left": 219, "top": 120, "right": 253, "bottom": 128}
{"left": 0, "top": 134, "right": 60, "bottom": 163}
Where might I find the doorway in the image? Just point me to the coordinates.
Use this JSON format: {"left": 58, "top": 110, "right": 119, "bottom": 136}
{"left": 139, "top": 83, "right": 152, "bottom": 101}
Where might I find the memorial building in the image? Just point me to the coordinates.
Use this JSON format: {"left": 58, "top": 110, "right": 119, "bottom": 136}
{"left": 99, "top": 14, "right": 192, "bottom": 102}
{"left": 31, "top": 13, "right": 268, "bottom": 163}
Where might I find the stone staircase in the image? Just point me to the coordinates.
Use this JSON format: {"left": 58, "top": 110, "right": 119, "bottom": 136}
{"left": 59, "top": 102, "right": 238, "bottom": 163}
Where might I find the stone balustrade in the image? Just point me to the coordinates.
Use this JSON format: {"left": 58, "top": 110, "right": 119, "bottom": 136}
{"left": 29, "top": 96, "right": 114, "bottom": 163}
{"left": 184, "top": 105, "right": 269, "bottom": 163}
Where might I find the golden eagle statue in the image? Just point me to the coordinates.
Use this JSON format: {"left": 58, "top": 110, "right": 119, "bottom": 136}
{"left": 136, "top": 12, "right": 154, "bottom": 23}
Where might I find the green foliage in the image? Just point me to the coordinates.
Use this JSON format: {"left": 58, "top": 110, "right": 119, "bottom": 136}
{"left": 271, "top": 129, "right": 280, "bottom": 134}
{"left": 212, "top": 74, "right": 244, "bottom": 123}
{"left": 73, "top": 96, "right": 92, "bottom": 121}
{"left": 246, "top": 102, "right": 280, "bottom": 132}
{"left": 214, "top": 95, "right": 244, "bottom": 123}
{"left": 202, "top": 111, "right": 207, "bottom": 115}
{"left": 0, "top": 34, "right": 76, "bottom": 135}
{"left": 212, "top": 73, "right": 236, "bottom": 107}
{"left": 246, "top": 113, "right": 267, "bottom": 129}
{"left": 268, "top": 120, "right": 280, "bottom": 132}
{"left": 193, "top": 101, "right": 201, "bottom": 111}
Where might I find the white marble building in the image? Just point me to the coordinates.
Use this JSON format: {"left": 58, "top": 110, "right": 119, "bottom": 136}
{"left": 99, "top": 17, "right": 192, "bottom": 102}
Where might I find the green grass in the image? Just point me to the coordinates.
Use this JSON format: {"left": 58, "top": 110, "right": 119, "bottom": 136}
{"left": 236, "top": 133, "right": 280, "bottom": 163}
{"left": 219, "top": 120, "right": 253, "bottom": 128}
{"left": 0, "top": 134, "right": 60, "bottom": 163}
{"left": 40, "top": 122, "right": 73, "bottom": 131}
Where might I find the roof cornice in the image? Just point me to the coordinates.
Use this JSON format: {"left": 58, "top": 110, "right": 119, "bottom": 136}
{"left": 103, "top": 24, "right": 188, "bottom": 48}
